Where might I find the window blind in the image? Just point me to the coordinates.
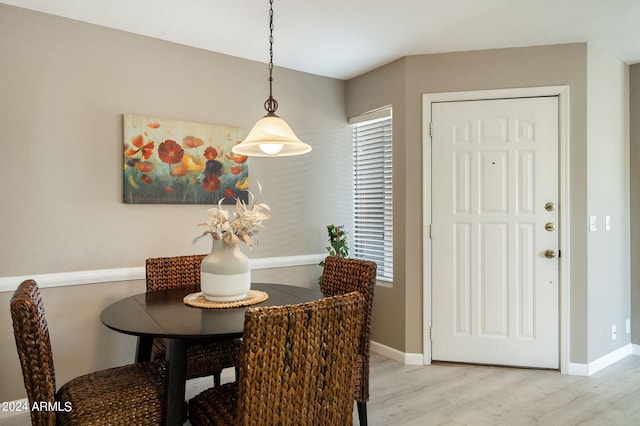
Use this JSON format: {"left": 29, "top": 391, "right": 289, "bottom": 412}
{"left": 352, "top": 111, "right": 393, "bottom": 282}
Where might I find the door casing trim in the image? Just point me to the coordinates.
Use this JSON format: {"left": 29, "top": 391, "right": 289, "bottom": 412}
{"left": 422, "top": 86, "right": 571, "bottom": 373}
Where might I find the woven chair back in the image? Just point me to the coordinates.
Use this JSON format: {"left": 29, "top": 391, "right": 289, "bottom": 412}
{"left": 145, "top": 254, "right": 206, "bottom": 292}
{"left": 321, "top": 256, "right": 377, "bottom": 402}
{"left": 145, "top": 254, "right": 241, "bottom": 380}
{"left": 236, "top": 292, "right": 364, "bottom": 425}
{"left": 321, "top": 257, "right": 376, "bottom": 358}
{"left": 10, "top": 279, "right": 57, "bottom": 426}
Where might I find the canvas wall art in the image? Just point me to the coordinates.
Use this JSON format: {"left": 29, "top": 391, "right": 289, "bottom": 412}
{"left": 123, "top": 114, "right": 249, "bottom": 204}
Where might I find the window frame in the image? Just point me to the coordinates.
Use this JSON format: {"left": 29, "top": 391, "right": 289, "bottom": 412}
{"left": 350, "top": 107, "right": 393, "bottom": 283}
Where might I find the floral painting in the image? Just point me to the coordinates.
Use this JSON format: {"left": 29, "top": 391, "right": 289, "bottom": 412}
{"left": 123, "top": 114, "right": 249, "bottom": 205}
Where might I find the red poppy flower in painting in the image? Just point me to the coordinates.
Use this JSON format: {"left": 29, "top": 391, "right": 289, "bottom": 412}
{"left": 224, "top": 188, "right": 236, "bottom": 199}
{"left": 140, "top": 174, "right": 153, "bottom": 184}
{"left": 158, "top": 140, "right": 184, "bottom": 164}
{"left": 230, "top": 166, "right": 242, "bottom": 175}
{"left": 225, "top": 152, "right": 248, "bottom": 164}
{"left": 147, "top": 122, "right": 161, "bottom": 129}
{"left": 204, "top": 146, "right": 218, "bottom": 160}
{"left": 134, "top": 161, "right": 154, "bottom": 172}
{"left": 183, "top": 136, "right": 204, "bottom": 148}
{"left": 125, "top": 134, "right": 155, "bottom": 160}
{"left": 165, "top": 186, "right": 174, "bottom": 192}
{"left": 202, "top": 174, "right": 221, "bottom": 192}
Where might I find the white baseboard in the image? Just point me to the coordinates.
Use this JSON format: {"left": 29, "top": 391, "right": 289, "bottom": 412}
{"left": 0, "top": 254, "right": 325, "bottom": 293}
{"left": 370, "top": 340, "right": 640, "bottom": 374}
{"left": 370, "top": 341, "right": 424, "bottom": 365}
{"left": 567, "top": 344, "right": 634, "bottom": 376}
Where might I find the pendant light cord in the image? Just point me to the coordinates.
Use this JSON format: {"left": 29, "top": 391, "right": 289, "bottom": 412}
{"left": 264, "top": 0, "right": 278, "bottom": 115}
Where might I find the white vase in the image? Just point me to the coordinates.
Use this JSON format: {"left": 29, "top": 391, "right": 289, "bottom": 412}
{"left": 200, "top": 239, "right": 251, "bottom": 302}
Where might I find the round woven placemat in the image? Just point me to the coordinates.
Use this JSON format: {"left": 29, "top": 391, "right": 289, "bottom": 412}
{"left": 183, "top": 290, "right": 268, "bottom": 309}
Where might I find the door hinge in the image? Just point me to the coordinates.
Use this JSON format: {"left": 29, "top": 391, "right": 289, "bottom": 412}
{"left": 429, "top": 326, "right": 433, "bottom": 341}
{"left": 429, "top": 122, "right": 433, "bottom": 137}
{"left": 428, "top": 224, "right": 433, "bottom": 239}
{"left": 558, "top": 249, "right": 561, "bottom": 258}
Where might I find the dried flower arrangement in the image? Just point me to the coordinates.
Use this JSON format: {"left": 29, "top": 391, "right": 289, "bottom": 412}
{"left": 195, "top": 184, "right": 270, "bottom": 248}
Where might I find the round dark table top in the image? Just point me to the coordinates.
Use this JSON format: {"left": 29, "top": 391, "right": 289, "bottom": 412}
{"left": 100, "top": 282, "right": 323, "bottom": 340}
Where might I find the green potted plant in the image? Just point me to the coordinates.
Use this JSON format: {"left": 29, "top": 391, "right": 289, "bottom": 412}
{"left": 318, "top": 224, "right": 349, "bottom": 284}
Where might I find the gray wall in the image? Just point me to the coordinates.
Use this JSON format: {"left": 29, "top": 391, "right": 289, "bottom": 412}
{"left": 345, "top": 58, "right": 409, "bottom": 352}
{"left": 0, "top": 4, "right": 352, "bottom": 402}
{"left": 0, "top": 5, "right": 352, "bottom": 275}
{"left": 631, "top": 63, "right": 640, "bottom": 344}
{"left": 586, "top": 47, "right": 630, "bottom": 361}
{"left": 347, "top": 43, "right": 631, "bottom": 364}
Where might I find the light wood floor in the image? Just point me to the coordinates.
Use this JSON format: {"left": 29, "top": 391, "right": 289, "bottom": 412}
{"left": 4, "top": 352, "right": 640, "bottom": 425}
{"left": 363, "top": 352, "right": 640, "bottom": 425}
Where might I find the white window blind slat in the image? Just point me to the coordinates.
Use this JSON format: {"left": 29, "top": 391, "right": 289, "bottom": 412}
{"left": 352, "top": 111, "right": 393, "bottom": 282}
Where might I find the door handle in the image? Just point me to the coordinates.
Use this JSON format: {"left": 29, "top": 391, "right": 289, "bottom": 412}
{"left": 544, "top": 249, "right": 556, "bottom": 259}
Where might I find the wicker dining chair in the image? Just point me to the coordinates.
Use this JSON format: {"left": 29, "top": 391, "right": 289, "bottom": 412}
{"left": 10, "top": 279, "right": 167, "bottom": 425}
{"left": 146, "top": 255, "right": 242, "bottom": 385}
{"left": 321, "top": 256, "right": 377, "bottom": 426}
{"left": 188, "top": 292, "right": 364, "bottom": 425}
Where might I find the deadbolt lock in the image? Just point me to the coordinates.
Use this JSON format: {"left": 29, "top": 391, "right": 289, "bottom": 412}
{"left": 545, "top": 223, "right": 556, "bottom": 232}
{"left": 544, "top": 249, "right": 556, "bottom": 259}
{"left": 545, "top": 202, "right": 556, "bottom": 212}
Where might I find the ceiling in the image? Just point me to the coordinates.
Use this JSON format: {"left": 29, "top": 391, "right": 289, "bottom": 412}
{"left": 3, "top": 0, "right": 640, "bottom": 80}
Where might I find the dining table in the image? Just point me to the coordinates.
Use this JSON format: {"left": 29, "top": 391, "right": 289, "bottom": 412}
{"left": 100, "top": 282, "right": 323, "bottom": 426}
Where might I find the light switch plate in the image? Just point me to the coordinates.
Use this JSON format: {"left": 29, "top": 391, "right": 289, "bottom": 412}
{"left": 605, "top": 216, "right": 611, "bottom": 231}
{"left": 589, "top": 216, "right": 597, "bottom": 232}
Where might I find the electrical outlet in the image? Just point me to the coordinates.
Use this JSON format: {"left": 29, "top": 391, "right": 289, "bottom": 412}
{"left": 627, "top": 319, "right": 631, "bottom": 334}
{"left": 605, "top": 216, "right": 611, "bottom": 231}
{"left": 589, "top": 216, "right": 597, "bottom": 232}
{"left": 612, "top": 325, "right": 617, "bottom": 341}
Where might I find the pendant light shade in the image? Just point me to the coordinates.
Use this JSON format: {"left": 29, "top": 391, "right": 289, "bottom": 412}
{"left": 232, "top": 0, "right": 311, "bottom": 157}
{"left": 233, "top": 113, "right": 311, "bottom": 157}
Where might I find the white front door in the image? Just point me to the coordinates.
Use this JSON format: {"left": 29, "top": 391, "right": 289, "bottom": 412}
{"left": 431, "top": 97, "right": 559, "bottom": 369}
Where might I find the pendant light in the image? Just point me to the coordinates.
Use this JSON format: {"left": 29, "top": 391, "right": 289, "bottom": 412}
{"left": 232, "top": 0, "right": 312, "bottom": 157}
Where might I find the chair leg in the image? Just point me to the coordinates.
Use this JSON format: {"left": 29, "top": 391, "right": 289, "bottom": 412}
{"left": 357, "top": 401, "right": 367, "bottom": 426}
{"left": 213, "top": 371, "right": 221, "bottom": 387}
